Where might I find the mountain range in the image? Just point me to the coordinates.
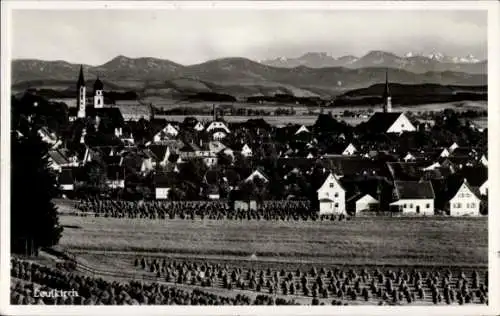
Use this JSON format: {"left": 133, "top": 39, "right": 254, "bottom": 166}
{"left": 260, "top": 51, "right": 487, "bottom": 74}
{"left": 11, "top": 53, "right": 487, "bottom": 98}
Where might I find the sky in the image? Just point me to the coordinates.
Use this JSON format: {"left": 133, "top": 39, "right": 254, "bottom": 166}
{"left": 11, "top": 9, "right": 487, "bottom": 65}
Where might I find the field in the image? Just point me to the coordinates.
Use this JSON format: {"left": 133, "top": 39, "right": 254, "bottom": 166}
{"left": 59, "top": 215, "right": 487, "bottom": 268}
{"left": 114, "top": 99, "right": 487, "bottom": 126}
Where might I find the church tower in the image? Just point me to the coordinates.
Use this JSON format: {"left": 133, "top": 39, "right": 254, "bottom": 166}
{"left": 77, "top": 65, "right": 86, "bottom": 118}
{"left": 382, "top": 68, "right": 392, "bottom": 113}
{"left": 93, "top": 76, "right": 104, "bottom": 108}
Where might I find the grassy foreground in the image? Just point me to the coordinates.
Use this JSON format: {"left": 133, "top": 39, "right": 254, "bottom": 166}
{"left": 59, "top": 215, "right": 487, "bottom": 267}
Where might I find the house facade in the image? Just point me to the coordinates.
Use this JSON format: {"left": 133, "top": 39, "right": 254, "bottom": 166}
{"left": 155, "top": 187, "right": 170, "bottom": 199}
{"left": 448, "top": 180, "right": 481, "bottom": 216}
{"left": 317, "top": 173, "right": 346, "bottom": 215}
{"left": 241, "top": 144, "right": 253, "bottom": 157}
{"left": 390, "top": 181, "right": 435, "bottom": 215}
{"left": 342, "top": 143, "right": 357, "bottom": 156}
{"left": 354, "top": 194, "right": 379, "bottom": 214}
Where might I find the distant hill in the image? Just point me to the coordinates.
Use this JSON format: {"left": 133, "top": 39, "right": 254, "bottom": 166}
{"left": 260, "top": 50, "right": 487, "bottom": 74}
{"left": 12, "top": 56, "right": 487, "bottom": 98}
{"left": 335, "top": 83, "right": 487, "bottom": 107}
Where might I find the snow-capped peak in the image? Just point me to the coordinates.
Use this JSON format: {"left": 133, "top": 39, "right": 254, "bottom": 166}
{"left": 427, "top": 52, "right": 445, "bottom": 61}
{"left": 459, "top": 54, "right": 480, "bottom": 63}
{"left": 404, "top": 51, "right": 423, "bottom": 58}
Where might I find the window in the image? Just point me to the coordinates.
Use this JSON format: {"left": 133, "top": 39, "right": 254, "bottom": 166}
{"left": 326, "top": 192, "right": 329, "bottom": 197}
{"left": 335, "top": 203, "right": 339, "bottom": 208}
{"left": 409, "top": 204, "right": 413, "bottom": 208}
{"left": 426, "top": 204, "right": 430, "bottom": 208}
{"left": 329, "top": 183, "right": 334, "bottom": 188}
{"left": 457, "top": 203, "right": 462, "bottom": 208}
{"left": 403, "top": 204, "right": 407, "bottom": 208}
{"left": 334, "top": 193, "right": 339, "bottom": 198}
{"left": 471, "top": 203, "right": 475, "bottom": 208}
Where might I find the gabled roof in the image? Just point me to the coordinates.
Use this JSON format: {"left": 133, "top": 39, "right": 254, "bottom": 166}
{"left": 244, "top": 169, "right": 269, "bottom": 183}
{"left": 445, "top": 176, "right": 480, "bottom": 201}
{"left": 103, "top": 154, "right": 122, "bottom": 166}
{"left": 59, "top": 168, "right": 74, "bottom": 185}
{"left": 180, "top": 142, "right": 201, "bottom": 152}
{"left": 148, "top": 144, "right": 169, "bottom": 161}
{"left": 317, "top": 172, "right": 345, "bottom": 192}
{"left": 107, "top": 165, "right": 125, "bottom": 180}
{"left": 394, "top": 180, "right": 435, "bottom": 200}
{"left": 87, "top": 107, "right": 125, "bottom": 127}
{"left": 450, "top": 147, "right": 478, "bottom": 157}
{"left": 295, "top": 125, "right": 310, "bottom": 135}
{"left": 457, "top": 165, "right": 488, "bottom": 187}
{"left": 48, "top": 149, "right": 70, "bottom": 165}
{"left": 319, "top": 156, "right": 386, "bottom": 177}
{"left": 154, "top": 172, "right": 177, "bottom": 187}
{"left": 364, "top": 112, "right": 403, "bottom": 133}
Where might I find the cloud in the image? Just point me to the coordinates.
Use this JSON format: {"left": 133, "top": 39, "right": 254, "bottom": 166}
{"left": 12, "top": 9, "right": 487, "bottom": 65}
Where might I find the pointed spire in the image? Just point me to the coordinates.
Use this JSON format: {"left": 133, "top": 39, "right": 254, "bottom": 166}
{"left": 382, "top": 68, "right": 392, "bottom": 113}
{"left": 77, "top": 65, "right": 85, "bottom": 86}
{"left": 383, "top": 68, "right": 390, "bottom": 99}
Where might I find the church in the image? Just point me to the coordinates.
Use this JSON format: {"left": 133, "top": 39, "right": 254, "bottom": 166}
{"left": 69, "top": 66, "right": 125, "bottom": 135}
{"left": 364, "top": 69, "right": 417, "bottom": 134}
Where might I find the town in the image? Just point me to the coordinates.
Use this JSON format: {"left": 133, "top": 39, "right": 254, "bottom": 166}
{"left": 6, "top": 5, "right": 493, "bottom": 309}
{"left": 14, "top": 65, "right": 488, "bottom": 219}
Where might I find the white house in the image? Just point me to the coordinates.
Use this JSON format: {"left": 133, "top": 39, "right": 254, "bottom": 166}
{"left": 245, "top": 170, "right": 269, "bottom": 183}
{"left": 148, "top": 145, "right": 171, "bottom": 167}
{"left": 440, "top": 148, "right": 450, "bottom": 158}
{"left": 307, "top": 153, "right": 315, "bottom": 159}
{"left": 194, "top": 122, "right": 205, "bottom": 132}
{"left": 153, "top": 124, "right": 178, "bottom": 142}
{"left": 206, "top": 121, "right": 230, "bottom": 133}
{"left": 317, "top": 173, "right": 346, "bottom": 215}
{"left": 241, "top": 144, "right": 253, "bottom": 157}
{"left": 480, "top": 179, "right": 488, "bottom": 196}
{"left": 295, "top": 125, "right": 310, "bottom": 135}
{"left": 214, "top": 131, "right": 228, "bottom": 140}
{"left": 390, "top": 180, "right": 435, "bottom": 215}
{"left": 353, "top": 194, "right": 379, "bottom": 214}
{"left": 155, "top": 187, "right": 170, "bottom": 199}
{"left": 342, "top": 143, "right": 357, "bottom": 156}
{"left": 449, "top": 142, "right": 459, "bottom": 152}
{"left": 480, "top": 154, "right": 488, "bottom": 167}
{"left": 365, "top": 112, "right": 417, "bottom": 134}
{"left": 140, "top": 157, "right": 154, "bottom": 174}
{"left": 448, "top": 179, "right": 481, "bottom": 216}
{"left": 403, "top": 152, "right": 416, "bottom": 162}
{"left": 203, "top": 155, "right": 218, "bottom": 167}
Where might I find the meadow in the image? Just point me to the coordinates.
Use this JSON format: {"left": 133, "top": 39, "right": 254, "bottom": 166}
{"left": 59, "top": 215, "right": 487, "bottom": 268}
{"left": 116, "top": 99, "right": 487, "bottom": 126}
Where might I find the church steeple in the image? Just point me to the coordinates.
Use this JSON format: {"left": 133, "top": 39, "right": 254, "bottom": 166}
{"left": 93, "top": 75, "right": 104, "bottom": 108}
{"left": 382, "top": 68, "right": 392, "bottom": 113}
{"left": 77, "top": 65, "right": 87, "bottom": 118}
{"left": 77, "top": 65, "right": 85, "bottom": 87}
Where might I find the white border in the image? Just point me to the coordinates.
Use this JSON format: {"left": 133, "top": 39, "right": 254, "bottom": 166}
{"left": 1, "top": 1, "right": 499, "bottom": 316}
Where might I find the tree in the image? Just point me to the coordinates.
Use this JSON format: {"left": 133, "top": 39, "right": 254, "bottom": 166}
{"left": 11, "top": 121, "right": 63, "bottom": 255}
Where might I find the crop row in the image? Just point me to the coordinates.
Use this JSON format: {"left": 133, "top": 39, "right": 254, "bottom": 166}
{"left": 132, "top": 256, "right": 489, "bottom": 305}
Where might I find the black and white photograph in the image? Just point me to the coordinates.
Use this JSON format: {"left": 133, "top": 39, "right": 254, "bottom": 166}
{"left": 0, "top": 1, "right": 499, "bottom": 314}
